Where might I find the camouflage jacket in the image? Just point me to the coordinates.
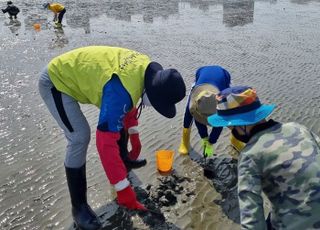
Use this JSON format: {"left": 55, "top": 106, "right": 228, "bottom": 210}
{"left": 238, "top": 122, "right": 320, "bottom": 230}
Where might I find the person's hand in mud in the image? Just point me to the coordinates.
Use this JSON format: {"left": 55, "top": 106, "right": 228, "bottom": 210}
{"left": 117, "top": 185, "right": 147, "bottom": 211}
{"left": 202, "top": 137, "right": 215, "bottom": 158}
{"left": 96, "top": 130, "right": 147, "bottom": 211}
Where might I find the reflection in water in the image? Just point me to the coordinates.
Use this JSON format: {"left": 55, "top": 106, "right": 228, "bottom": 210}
{"left": 64, "top": 0, "right": 180, "bottom": 32}
{"left": 107, "top": 1, "right": 135, "bottom": 21}
{"left": 188, "top": 0, "right": 212, "bottom": 12}
{"left": 290, "top": 0, "right": 320, "bottom": 4}
{"left": 67, "top": 14, "right": 90, "bottom": 33}
{"left": 19, "top": 0, "right": 261, "bottom": 33}
{"left": 3, "top": 0, "right": 288, "bottom": 34}
{"left": 24, "top": 13, "right": 49, "bottom": 30}
{"left": 49, "top": 28, "right": 69, "bottom": 49}
{"left": 105, "top": 0, "right": 179, "bottom": 22}
{"left": 66, "top": 2, "right": 91, "bottom": 33}
{"left": 223, "top": 0, "right": 254, "bottom": 27}
{"left": 148, "top": 0, "right": 179, "bottom": 21}
{"left": 4, "top": 19, "right": 21, "bottom": 35}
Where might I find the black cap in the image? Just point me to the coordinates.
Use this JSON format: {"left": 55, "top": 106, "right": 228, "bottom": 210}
{"left": 145, "top": 64, "right": 186, "bottom": 118}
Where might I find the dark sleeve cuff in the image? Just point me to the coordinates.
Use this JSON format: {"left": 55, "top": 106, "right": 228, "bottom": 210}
{"left": 209, "top": 127, "right": 223, "bottom": 144}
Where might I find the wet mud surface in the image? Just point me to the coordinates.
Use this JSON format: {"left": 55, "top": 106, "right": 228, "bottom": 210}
{"left": 203, "top": 158, "right": 239, "bottom": 223}
{"left": 68, "top": 172, "right": 193, "bottom": 230}
{"left": 146, "top": 172, "right": 195, "bottom": 208}
{"left": 1, "top": 0, "right": 320, "bottom": 229}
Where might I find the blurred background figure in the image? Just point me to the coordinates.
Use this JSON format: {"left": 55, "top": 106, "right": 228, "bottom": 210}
{"left": 43, "top": 2, "right": 66, "bottom": 28}
{"left": 2, "top": 1, "right": 20, "bottom": 19}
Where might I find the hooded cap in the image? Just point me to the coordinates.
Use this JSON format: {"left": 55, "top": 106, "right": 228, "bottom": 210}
{"left": 189, "top": 84, "right": 219, "bottom": 125}
{"left": 145, "top": 63, "right": 186, "bottom": 118}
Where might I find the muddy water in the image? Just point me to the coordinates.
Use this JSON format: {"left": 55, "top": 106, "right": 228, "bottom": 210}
{"left": 1, "top": 0, "right": 320, "bottom": 229}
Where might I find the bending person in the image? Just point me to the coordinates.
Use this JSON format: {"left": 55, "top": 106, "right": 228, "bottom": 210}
{"left": 38, "top": 46, "right": 186, "bottom": 230}
{"left": 179, "top": 65, "right": 244, "bottom": 157}
{"left": 43, "top": 2, "right": 66, "bottom": 28}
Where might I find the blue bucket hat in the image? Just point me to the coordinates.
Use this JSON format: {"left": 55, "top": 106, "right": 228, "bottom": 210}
{"left": 208, "top": 86, "right": 275, "bottom": 127}
{"left": 145, "top": 63, "right": 186, "bottom": 118}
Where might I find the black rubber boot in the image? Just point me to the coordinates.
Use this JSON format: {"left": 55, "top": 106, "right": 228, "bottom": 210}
{"left": 118, "top": 129, "right": 147, "bottom": 170}
{"left": 65, "top": 164, "right": 102, "bottom": 230}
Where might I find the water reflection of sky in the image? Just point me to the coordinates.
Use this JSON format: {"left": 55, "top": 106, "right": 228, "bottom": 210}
{"left": 0, "top": 0, "right": 319, "bottom": 51}
{"left": 66, "top": 0, "right": 253, "bottom": 28}
{"left": 2, "top": 0, "right": 320, "bottom": 35}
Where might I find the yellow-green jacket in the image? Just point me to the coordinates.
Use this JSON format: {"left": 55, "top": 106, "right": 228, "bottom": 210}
{"left": 48, "top": 46, "right": 151, "bottom": 108}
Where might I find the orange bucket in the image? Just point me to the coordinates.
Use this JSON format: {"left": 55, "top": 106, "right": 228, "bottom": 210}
{"left": 156, "top": 150, "right": 174, "bottom": 173}
{"left": 33, "top": 23, "right": 41, "bottom": 31}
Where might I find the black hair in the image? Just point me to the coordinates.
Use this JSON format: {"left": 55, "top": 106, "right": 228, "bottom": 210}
{"left": 7, "top": 1, "right": 13, "bottom": 5}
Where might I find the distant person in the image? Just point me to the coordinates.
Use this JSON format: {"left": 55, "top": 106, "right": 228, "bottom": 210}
{"left": 208, "top": 86, "right": 320, "bottom": 229}
{"left": 38, "top": 46, "right": 186, "bottom": 229}
{"left": 178, "top": 65, "right": 245, "bottom": 157}
{"left": 43, "top": 2, "right": 66, "bottom": 28}
{"left": 1, "top": 1, "right": 20, "bottom": 19}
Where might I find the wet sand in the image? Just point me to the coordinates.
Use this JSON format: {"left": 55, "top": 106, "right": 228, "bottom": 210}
{"left": 1, "top": 0, "right": 320, "bottom": 229}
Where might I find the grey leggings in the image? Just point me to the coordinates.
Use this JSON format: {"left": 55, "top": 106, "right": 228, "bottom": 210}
{"left": 38, "top": 67, "right": 90, "bottom": 168}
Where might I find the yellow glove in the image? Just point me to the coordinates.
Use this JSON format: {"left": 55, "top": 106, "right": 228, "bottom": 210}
{"left": 201, "top": 138, "right": 215, "bottom": 157}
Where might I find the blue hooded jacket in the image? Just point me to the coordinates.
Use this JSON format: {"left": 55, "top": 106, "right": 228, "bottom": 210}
{"left": 195, "top": 66, "right": 231, "bottom": 90}
{"left": 183, "top": 65, "right": 231, "bottom": 144}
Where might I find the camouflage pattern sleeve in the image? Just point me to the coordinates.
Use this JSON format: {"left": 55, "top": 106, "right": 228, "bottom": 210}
{"left": 237, "top": 123, "right": 320, "bottom": 229}
{"left": 238, "top": 153, "right": 267, "bottom": 230}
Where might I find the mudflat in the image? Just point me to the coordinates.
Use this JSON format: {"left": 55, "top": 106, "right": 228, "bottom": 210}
{"left": 0, "top": 0, "right": 319, "bottom": 229}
